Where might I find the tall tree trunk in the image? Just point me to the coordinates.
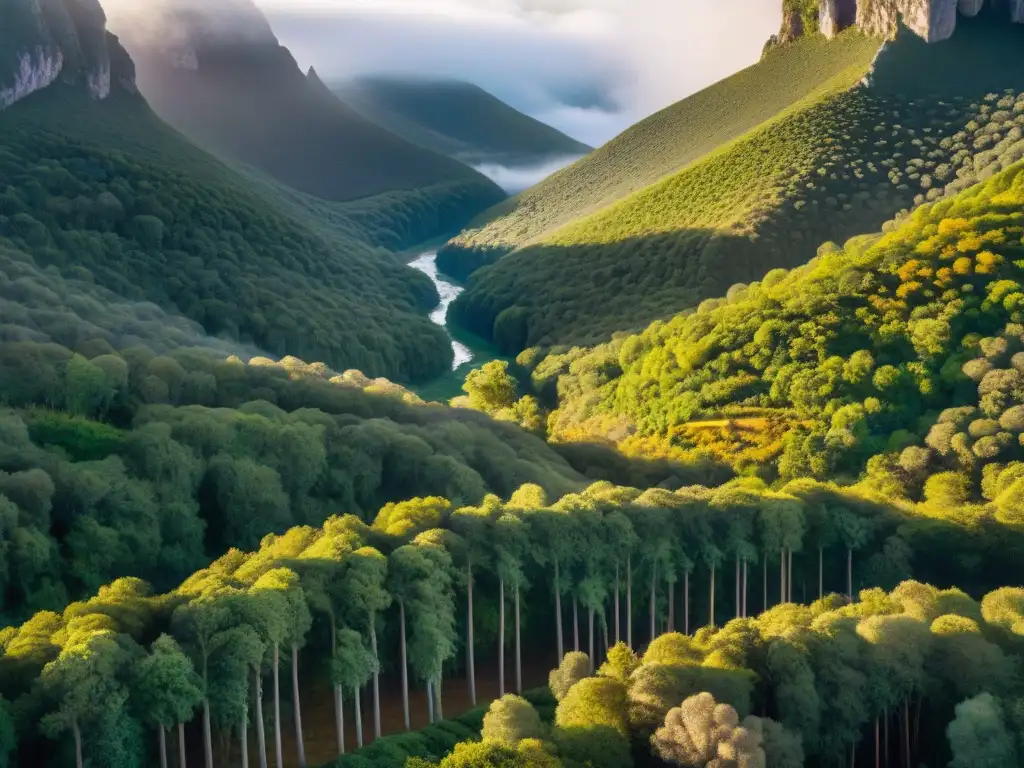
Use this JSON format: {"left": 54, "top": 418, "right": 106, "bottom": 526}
{"left": 159, "top": 725, "right": 168, "bottom": 768}
{"left": 588, "top": 606, "right": 595, "bottom": 672}
{"left": 884, "top": 709, "right": 889, "bottom": 768}
{"left": 273, "top": 644, "right": 283, "bottom": 768}
{"left": 334, "top": 684, "right": 345, "bottom": 757}
{"left": 178, "top": 722, "right": 187, "bottom": 768}
{"left": 875, "top": 716, "right": 880, "bottom": 768}
{"left": 435, "top": 676, "right": 444, "bottom": 721}
{"left": 400, "top": 600, "right": 410, "bottom": 731}
{"left": 684, "top": 570, "right": 690, "bottom": 635}
{"left": 709, "top": 562, "right": 716, "bottom": 627}
{"left": 240, "top": 713, "right": 249, "bottom": 768}
{"left": 370, "top": 623, "right": 381, "bottom": 739}
{"left": 668, "top": 578, "right": 675, "bottom": 632}
{"left": 735, "top": 555, "right": 741, "bottom": 619}
{"left": 819, "top": 546, "right": 824, "bottom": 601}
{"left": 742, "top": 561, "right": 748, "bottom": 618}
{"left": 614, "top": 562, "right": 621, "bottom": 645}
{"left": 73, "top": 717, "right": 84, "bottom": 768}
{"left": 467, "top": 560, "right": 476, "bottom": 706}
{"left": 649, "top": 562, "right": 657, "bottom": 643}
{"left": 203, "top": 697, "right": 213, "bottom": 768}
{"left": 498, "top": 576, "right": 505, "bottom": 697}
{"left": 515, "top": 583, "right": 522, "bottom": 694}
{"left": 255, "top": 667, "right": 267, "bottom": 768}
{"left": 572, "top": 594, "right": 580, "bottom": 652}
{"left": 555, "top": 558, "right": 564, "bottom": 662}
{"left": 788, "top": 548, "right": 794, "bottom": 603}
{"left": 602, "top": 612, "right": 610, "bottom": 660}
{"left": 626, "top": 554, "right": 633, "bottom": 648}
{"left": 354, "top": 686, "right": 363, "bottom": 748}
{"left": 427, "top": 680, "right": 435, "bottom": 723}
{"left": 913, "top": 695, "right": 922, "bottom": 765}
{"left": 847, "top": 547, "right": 854, "bottom": 600}
{"left": 851, "top": 741, "right": 855, "bottom": 768}
{"left": 903, "top": 698, "right": 910, "bottom": 768}
{"left": 292, "top": 644, "right": 306, "bottom": 767}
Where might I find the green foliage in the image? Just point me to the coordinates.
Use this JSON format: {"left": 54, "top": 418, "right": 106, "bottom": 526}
{"left": 0, "top": 695, "right": 13, "bottom": 768}
{"left": 947, "top": 692, "right": 1019, "bottom": 768}
{"left": 548, "top": 652, "right": 591, "bottom": 702}
{"left": 481, "top": 695, "right": 543, "bottom": 746}
{"left": 463, "top": 361, "right": 518, "bottom": 413}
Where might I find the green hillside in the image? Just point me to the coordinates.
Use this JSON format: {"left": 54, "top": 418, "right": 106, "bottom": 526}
{"left": 126, "top": 36, "right": 505, "bottom": 215}
{"left": 332, "top": 75, "right": 591, "bottom": 165}
{"left": 0, "top": 84, "right": 458, "bottom": 382}
{"left": 448, "top": 16, "right": 1024, "bottom": 353}
{"left": 540, "top": 154, "right": 1024, "bottom": 500}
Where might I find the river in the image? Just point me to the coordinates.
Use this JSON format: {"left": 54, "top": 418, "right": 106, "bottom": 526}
{"left": 409, "top": 251, "right": 474, "bottom": 370}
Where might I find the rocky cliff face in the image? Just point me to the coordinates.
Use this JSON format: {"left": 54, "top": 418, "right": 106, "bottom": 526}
{"left": 0, "top": 0, "right": 133, "bottom": 110}
{"left": 769, "top": 0, "right": 1024, "bottom": 49}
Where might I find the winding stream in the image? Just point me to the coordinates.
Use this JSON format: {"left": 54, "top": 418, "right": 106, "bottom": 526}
{"left": 409, "top": 251, "right": 474, "bottom": 370}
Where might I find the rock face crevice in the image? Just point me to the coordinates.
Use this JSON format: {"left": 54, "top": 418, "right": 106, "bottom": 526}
{"left": 769, "top": 0, "right": 1024, "bottom": 49}
{"left": 0, "top": 0, "right": 133, "bottom": 110}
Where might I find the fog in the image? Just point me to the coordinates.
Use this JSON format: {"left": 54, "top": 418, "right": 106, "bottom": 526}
{"left": 103, "top": 0, "right": 782, "bottom": 148}
{"left": 471, "top": 154, "right": 585, "bottom": 194}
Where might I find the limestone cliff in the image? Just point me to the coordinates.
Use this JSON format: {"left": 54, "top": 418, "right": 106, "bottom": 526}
{"left": 0, "top": 0, "right": 133, "bottom": 109}
{"left": 768, "top": 0, "right": 1024, "bottom": 49}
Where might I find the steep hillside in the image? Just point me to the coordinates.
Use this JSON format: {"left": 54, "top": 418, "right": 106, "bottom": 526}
{"left": 539, "top": 155, "right": 1024, "bottom": 501}
{"left": 332, "top": 75, "right": 591, "bottom": 166}
{"left": 111, "top": 0, "right": 504, "bottom": 222}
{"left": 448, "top": 13, "right": 1024, "bottom": 354}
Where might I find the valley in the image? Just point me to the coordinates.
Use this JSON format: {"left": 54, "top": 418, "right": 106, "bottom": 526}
{"left": 5, "top": 2, "right": 1024, "bottom": 768}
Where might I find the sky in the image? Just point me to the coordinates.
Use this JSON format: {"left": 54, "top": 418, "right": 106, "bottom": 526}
{"left": 254, "top": 0, "right": 783, "bottom": 147}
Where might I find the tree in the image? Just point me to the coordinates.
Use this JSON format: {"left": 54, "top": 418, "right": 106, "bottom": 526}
{"left": 651, "top": 692, "right": 765, "bottom": 768}
{"left": 463, "top": 361, "right": 518, "bottom": 413}
{"left": 554, "top": 677, "right": 629, "bottom": 737}
{"left": 947, "top": 693, "right": 1018, "bottom": 768}
{"left": 332, "top": 628, "right": 378, "bottom": 750}
{"left": 132, "top": 635, "right": 203, "bottom": 768}
{"left": 481, "top": 695, "right": 543, "bottom": 746}
{"left": 598, "top": 643, "right": 640, "bottom": 684}
{"left": 549, "top": 652, "right": 591, "bottom": 701}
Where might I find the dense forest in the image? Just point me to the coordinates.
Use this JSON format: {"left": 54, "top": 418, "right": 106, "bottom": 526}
{"left": 447, "top": 16, "right": 1024, "bottom": 354}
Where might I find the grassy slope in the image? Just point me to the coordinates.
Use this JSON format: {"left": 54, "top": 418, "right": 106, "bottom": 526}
{"left": 333, "top": 76, "right": 591, "bottom": 165}
{"left": 132, "top": 44, "right": 505, "bottom": 212}
{"left": 449, "top": 17, "right": 1024, "bottom": 352}
{"left": 444, "top": 32, "right": 882, "bottom": 260}
{"left": 0, "top": 85, "right": 458, "bottom": 381}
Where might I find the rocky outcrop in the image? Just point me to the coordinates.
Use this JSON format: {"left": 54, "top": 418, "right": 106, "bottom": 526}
{"left": 0, "top": 0, "right": 128, "bottom": 110}
{"left": 821, "top": 0, "right": 858, "bottom": 36}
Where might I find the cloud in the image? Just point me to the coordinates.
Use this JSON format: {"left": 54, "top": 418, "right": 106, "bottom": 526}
{"left": 256, "top": 0, "right": 781, "bottom": 145}
{"left": 471, "top": 154, "right": 586, "bottom": 193}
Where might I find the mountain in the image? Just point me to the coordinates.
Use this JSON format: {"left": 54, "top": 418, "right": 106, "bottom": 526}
{"left": 331, "top": 74, "right": 592, "bottom": 166}
{"left": 109, "top": 0, "right": 505, "bottom": 224}
{"left": 444, "top": 6, "right": 1024, "bottom": 355}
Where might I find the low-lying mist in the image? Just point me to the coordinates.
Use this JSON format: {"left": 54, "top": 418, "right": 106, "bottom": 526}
{"left": 471, "top": 154, "right": 584, "bottom": 194}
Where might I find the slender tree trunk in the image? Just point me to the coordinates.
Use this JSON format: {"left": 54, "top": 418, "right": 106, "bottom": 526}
{"left": 158, "top": 725, "right": 168, "bottom": 768}
{"left": 819, "top": 546, "right": 824, "bottom": 601}
{"left": 913, "top": 695, "right": 922, "bottom": 765}
{"left": 884, "top": 709, "right": 889, "bottom": 768}
{"left": 847, "top": 547, "right": 854, "bottom": 600}
{"left": 334, "top": 684, "right": 345, "bottom": 757}
{"left": 515, "top": 583, "right": 522, "bottom": 694}
{"left": 240, "top": 714, "right": 249, "bottom": 768}
{"left": 788, "top": 548, "right": 794, "bottom": 603}
{"left": 903, "top": 698, "right": 910, "bottom": 768}
{"left": 73, "top": 718, "right": 84, "bottom": 768}
{"left": 203, "top": 697, "right": 213, "bottom": 768}
{"left": 555, "top": 558, "right": 564, "bottom": 662}
{"left": 400, "top": 600, "right": 410, "bottom": 730}
{"left": 742, "top": 561, "right": 748, "bottom": 618}
{"left": 735, "top": 555, "right": 741, "bottom": 619}
{"left": 572, "top": 594, "right": 580, "bottom": 652}
{"left": 370, "top": 623, "right": 381, "bottom": 739}
{"left": 291, "top": 644, "right": 306, "bottom": 767}
{"left": 255, "top": 667, "right": 267, "bottom": 768}
{"left": 875, "top": 716, "right": 880, "bottom": 768}
{"left": 354, "top": 686, "right": 364, "bottom": 748}
{"left": 851, "top": 741, "right": 855, "bottom": 768}
{"left": 435, "top": 676, "right": 444, "bottom": 721}
{"left": 467, "top": 560, "right": 476, "bottom": 706}
{"left": 178, "top": 722, "right": 187, "bottom": 768}
{"left": 602, "top": 612, "right": 610, "bottom": 659}
{"left": 614, "top": 561, "right": 621, "bottom": 645}
{"left": 626, "top": 554, "right": 633, "bottom": 648}
{"left": 499, "top": 575, "right": 506, "bottom": 697}
{"left": 709, "top": 562, "right": 716, "bottom": 627}
{"left": 273, "top": 644, "right": 283, "bottom": 768}
{"left": 649, "top": 562, "right": 657, "bottom": 643}
{"left": 427, "top": 680, "right": 435, "bottom": 723}
{"left": 668, "top": 578, "right": 675, "bottom": 632}
{"left": 684, "top": 570, "right": 690, "bottom": 635}
{"left": 588, "top": 605, "right": 595, "bottom": 672}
